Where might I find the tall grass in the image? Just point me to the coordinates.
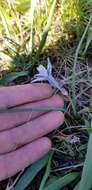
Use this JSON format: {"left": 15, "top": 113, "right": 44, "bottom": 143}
{"left": 0, "top": 0, "right": 92, "bottom": 74}
{"left": 0, "top": 1, "right": 92, "bottom": 190}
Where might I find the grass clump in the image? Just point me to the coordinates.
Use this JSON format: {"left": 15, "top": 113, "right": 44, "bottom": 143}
{"left": 0, "top": 0, "right": 92, "bottom": 190}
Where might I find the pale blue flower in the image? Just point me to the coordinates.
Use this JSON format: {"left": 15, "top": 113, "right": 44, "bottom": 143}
{"left": 31, "top": 58, "right": 68, "bottom": 96}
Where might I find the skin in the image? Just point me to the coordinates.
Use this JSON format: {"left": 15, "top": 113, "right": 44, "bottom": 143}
{"left": 0, "top": 83, "right": 64, "bottom": 181}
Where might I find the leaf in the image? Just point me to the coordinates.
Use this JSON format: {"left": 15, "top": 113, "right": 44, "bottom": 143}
{"left": 74, "top": 182, "right": 80, "bottom": 190}
{"left": 89, "top": 102, "right": 92, "bottom": 113}
{"left": 84, "top": 120, "right": 91, "bottom": 135}
{"left": 39, "top": 151, "right": 54, "bottom": 190}
{"left": 32, "top": 0, "right": 57, "bottom": 66}
{"left": 43, "top": 172, "right": 80, "bottom": 190}
{"left": 84, "top": 27, "right": 92, "bottom": 54}
{"left": 45, "top": 176, "right": 58, "bottom": 187}
{"left": 0, "top": 71, "right": 28, "bottom": 85}
{"left": 14, "top": 0, "right": 30, "bottom": 13}
{"left": 10, "top": 9, "right": 23, "bottom": 42}
{"left": 0, "top": 4, "right": 11, "bottom": 37}
{"left": 78, "top": 132, "right": 92, "bottom": 190}
{"left": 28, "top": 0, "right": 38, "bottom": 52}
{"left": 0, "top": 106, "right": 66, "bottom": 113}
{"left": 14, "top": 153, "right": 50, "bottom": 190}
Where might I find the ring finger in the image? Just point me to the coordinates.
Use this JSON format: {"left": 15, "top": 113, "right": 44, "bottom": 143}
{"left": 0, "top": 111, "right": 64, "bottom": 154}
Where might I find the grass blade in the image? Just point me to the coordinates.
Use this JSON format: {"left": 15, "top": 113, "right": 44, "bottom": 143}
{"left": 0, "top": 5, "right": 11, "bottom": 37}
{"left": 78, "top": 132, "right": 92, "bottom": 190}
{"left": 0, "top": 71, "right": 28, "bottom": 85}
{"left": 84, "top": 26, "right": 92, "bottom": 54}
{"left": 39, "top": 151, "right": 54, "bottom": 190}
{"left": 28, "top": 0, "right": 37, "bottom": 53}
{"left": 0, "top": 106, "right": 66, "bottom": 113}
{"left": 14, "top": 0, "right": 30, "bottom": 13}
{"left": 43, "top": 172, "right": 80, "bottom": 190}
{"left": 10, "top": 9, "right": 23, "bottom": 43}
{"left": 14, "top": 152, "right": 50, "bottom": 190}
{"left": 33, "top": 0, "right": 57, "bottom": 65}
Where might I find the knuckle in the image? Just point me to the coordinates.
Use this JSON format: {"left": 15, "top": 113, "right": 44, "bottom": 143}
{"left": 56, "top": 111, "right": 64, "bottom": 125}
{"left": 53, "top": 94, "right": 64, "bottom": 107}
{"left": 8, "top": 130, "right": 18, "bottom": 151}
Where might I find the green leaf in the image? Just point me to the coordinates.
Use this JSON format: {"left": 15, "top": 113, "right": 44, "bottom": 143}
{"left": 45, "top": 176, "right": 58, "bottom": 187}
{"left": 89, "top": 102, "right": 92, "bottom": 113}
{"left": 84, "top": 120, "right": 91, "bottom": 135}
{"left": 78, "top": 132, "right": 92, "bottom": 190}
{"left": 84, "top": 27, "right": 92, "bottom": 54}
{"left": 10, "top": 9, "right": 23, "bottom": 42}
{"left": 14, "top": 153, "right": 50, "bottom": 190}
{"left": 0, "top": 4, "right": 11, "bottom": 37}
{"left": 14, "top": 0, "right": 30, "bottom": 13}
{"left": 32, "top": 0, "right": 57, "bottom": 66}
{"left": 0, "top": 71, "right": 28, "bottom": 85}
{"left": 43, "top": 172, "right": 80, "bottom": 190}
{"left": 39, "top": 151, "right": 54, "bottom": 190}
{"left": 28, "top": 0, "right": 37, "bottom": 53}
{"left": 74, "top": 182, "right": 80, "bottom": 190}
{"left": 0, "top": 106, "right": 66, "bottom": 113}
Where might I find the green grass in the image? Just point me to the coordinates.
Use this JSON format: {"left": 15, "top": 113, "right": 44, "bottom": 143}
{"left": 0, "top": 0, "right": 92, "bottom": 190}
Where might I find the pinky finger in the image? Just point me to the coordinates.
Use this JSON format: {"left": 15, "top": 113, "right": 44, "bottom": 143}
{"left": 0, "top": 137, "right": 51, "bottom": 181}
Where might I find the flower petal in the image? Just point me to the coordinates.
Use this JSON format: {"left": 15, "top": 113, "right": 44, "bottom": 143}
{"left": 49, "top": 76, "right": 61, "bottom": 90}
{"left": 37, "top": 65, "right": 47, "bottom": 76}
{"left": 47, "top": 58, "right": 52, "bottom": 75}
{"left": 31, "top": 77, "right": 47, "bottom": 83}
{"left": 33, "top": 74, "right": 45, "bottom": 77}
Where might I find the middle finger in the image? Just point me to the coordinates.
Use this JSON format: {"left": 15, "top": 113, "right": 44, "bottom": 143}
{"left": 0, "top": 110, "right": 64, "bottom": 154}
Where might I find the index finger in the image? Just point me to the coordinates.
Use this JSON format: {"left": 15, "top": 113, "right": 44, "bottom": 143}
{"left": 0, "top": 83, "right": 53, "bottom": 108}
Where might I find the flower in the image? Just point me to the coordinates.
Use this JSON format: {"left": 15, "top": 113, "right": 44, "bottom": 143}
{"left": 31, "top": 58, "right": 68, "bottom": 96}
{"left": 65, "top": 135, "right": 80, "bottom": 145}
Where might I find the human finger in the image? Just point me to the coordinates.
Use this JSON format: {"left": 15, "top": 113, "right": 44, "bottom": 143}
{"left": 0, "top": 137, "right": 51, "bottom": 181}
{"left": 0, "top": 83, "right": 53, "bottom": 108}
{"left": 0, "top": 111, "right": 64, "bottom": 153}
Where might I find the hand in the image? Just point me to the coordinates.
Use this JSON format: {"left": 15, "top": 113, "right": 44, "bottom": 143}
{"left": 0, "top": 83, "right": 64, "bottom": 181}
